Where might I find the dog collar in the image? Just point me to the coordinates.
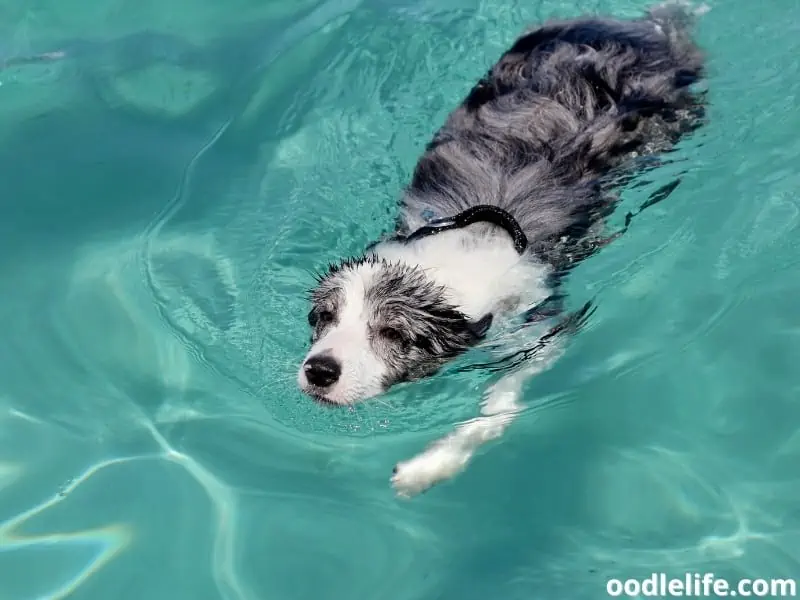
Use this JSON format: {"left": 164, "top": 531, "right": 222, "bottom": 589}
{"left": 403, "top": 205, "right": 528, "bottom": 255}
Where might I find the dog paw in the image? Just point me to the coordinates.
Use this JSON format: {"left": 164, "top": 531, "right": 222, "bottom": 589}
{"left": 390, "top": 443, "right": 471, "bottom": 498}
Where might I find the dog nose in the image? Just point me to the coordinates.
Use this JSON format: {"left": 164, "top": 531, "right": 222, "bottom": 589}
{"left": 304, "top": 355, "right": 341, "bottom": 388}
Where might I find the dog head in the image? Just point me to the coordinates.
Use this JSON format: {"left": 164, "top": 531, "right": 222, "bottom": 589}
{"left": 297, "top": 255, "right": 492, "bottom": 405}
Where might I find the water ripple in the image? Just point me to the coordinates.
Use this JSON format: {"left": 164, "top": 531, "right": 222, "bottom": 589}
{"left": 3, "top": 0, "right": 800, "bottom": 598}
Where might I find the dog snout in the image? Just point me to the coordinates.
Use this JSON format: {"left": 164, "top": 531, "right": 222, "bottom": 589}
{"left": 303, "top": 354, "right": 341, "bottom": 388}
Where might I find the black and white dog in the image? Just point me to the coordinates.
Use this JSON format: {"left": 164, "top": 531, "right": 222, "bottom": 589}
{"left": 297, "top": 2, "right": 707, "bottom": 496}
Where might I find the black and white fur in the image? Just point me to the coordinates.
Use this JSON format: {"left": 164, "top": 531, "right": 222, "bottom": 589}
{"left": 297, "top": 2, "right": 707, "bottom": 496}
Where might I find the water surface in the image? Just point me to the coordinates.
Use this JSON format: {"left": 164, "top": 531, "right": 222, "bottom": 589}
{"left": 1, "top": 0, "right": 799, "bottom": 598}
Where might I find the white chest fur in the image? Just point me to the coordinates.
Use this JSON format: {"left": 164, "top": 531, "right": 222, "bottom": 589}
{"left": 374, "top": 227, "right": 551, "bottom": 321}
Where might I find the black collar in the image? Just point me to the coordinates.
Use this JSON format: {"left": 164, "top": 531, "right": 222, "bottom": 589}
{"left": 397, "top": 205, "right": 528, "bottom": 255}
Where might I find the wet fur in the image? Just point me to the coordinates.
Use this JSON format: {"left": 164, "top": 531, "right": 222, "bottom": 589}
{"left": 300, "top": 4, "right": 708, "bottom": 494}
{"left": 397, "top": 5, "right": 705, "bottom": 265}
{"left": 309, "top": 257, "right": 488, "bottom": 386}
{"left": 304, "top": 4, "right": 705, "bottom": 391}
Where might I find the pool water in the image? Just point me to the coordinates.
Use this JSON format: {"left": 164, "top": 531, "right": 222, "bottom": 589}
{"left": 1, "top": 0, "right": 799, "bottom": 598}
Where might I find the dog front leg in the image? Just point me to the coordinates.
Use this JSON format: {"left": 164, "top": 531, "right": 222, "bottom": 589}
{"left": 390, "top": 348, "right": 560, "bottom": 498}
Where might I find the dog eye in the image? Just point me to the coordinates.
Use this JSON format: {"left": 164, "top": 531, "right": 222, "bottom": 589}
{"left": 308, "top": 310, "right": 334, "bottom": 327}
{"left": 379, "top": 327, "right": 404, "bottom": 343}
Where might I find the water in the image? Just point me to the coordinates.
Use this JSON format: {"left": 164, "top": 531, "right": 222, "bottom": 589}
{"left": 1, "top": 0, "right": 799, "bottom": 598}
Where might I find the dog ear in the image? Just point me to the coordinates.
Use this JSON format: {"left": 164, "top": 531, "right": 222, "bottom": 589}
{"left": 467, "top": 313, "right": 493, "bottom": 339}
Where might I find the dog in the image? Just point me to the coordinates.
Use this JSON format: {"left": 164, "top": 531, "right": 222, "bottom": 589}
{"left": 297, "top": 2, "right": 707, "bottom": 497}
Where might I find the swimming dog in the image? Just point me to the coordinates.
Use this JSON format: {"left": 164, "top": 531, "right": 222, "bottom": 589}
{"left": 297, "top": 2, "right": 707, "bottom": 497}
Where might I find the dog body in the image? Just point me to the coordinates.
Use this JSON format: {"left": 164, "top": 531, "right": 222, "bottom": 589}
{"left": 297, "top": 3, "right": 707, "bottom": 496}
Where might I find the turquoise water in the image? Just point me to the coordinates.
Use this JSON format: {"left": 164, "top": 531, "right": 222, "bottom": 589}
{"left": 1, "top": 0, "right": 799, "bottom": 598}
